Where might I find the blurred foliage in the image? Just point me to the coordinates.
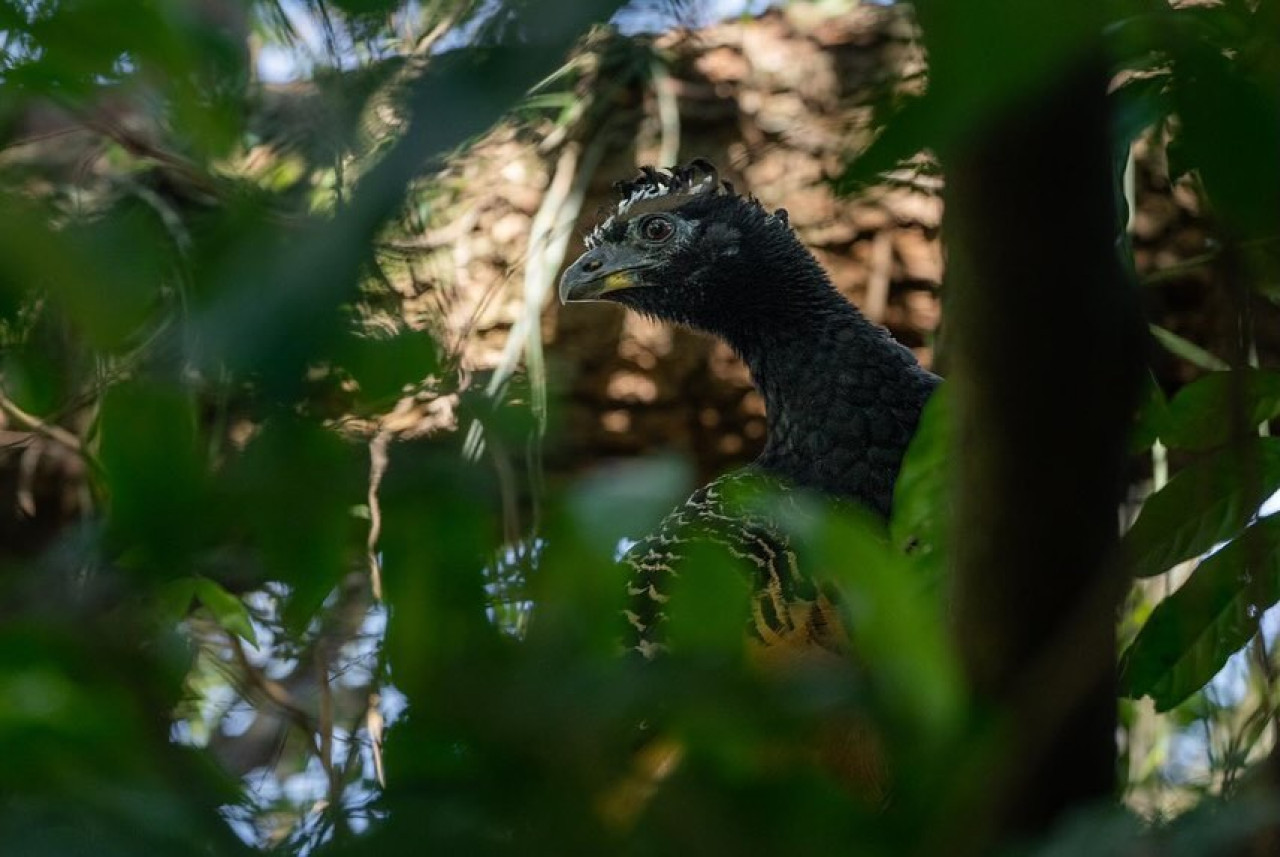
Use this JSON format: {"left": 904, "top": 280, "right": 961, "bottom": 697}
{"left": 1103, "top": 0, "right": 1280, "bottom": 820}
{"left": 0, "top": 0, "right": 1278, "bottom": 855}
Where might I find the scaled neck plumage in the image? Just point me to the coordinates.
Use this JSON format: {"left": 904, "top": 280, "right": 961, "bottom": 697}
{"left": 726, "top": 286, "right": 937, "bottom": 517}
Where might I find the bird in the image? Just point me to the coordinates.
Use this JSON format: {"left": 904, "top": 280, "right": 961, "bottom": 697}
{"left": 558, "top": 160, "right": 939, "bottom": 816}
{"left": 559, "top": 159, "right": 939, "bottom": 664}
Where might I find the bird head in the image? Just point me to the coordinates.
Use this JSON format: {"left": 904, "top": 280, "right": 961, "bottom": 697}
{"left": 559, "top": 159, "right": 815, "bottom": 336}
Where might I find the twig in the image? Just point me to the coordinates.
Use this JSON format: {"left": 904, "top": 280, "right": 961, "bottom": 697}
{"left": 478, "top": 132, "right": 609, "bottom": 439}
{"left": 411, "top": 11, "right": 462, "bottom": 57}
{"left": 316, "top": 649, "right": 346, "bottom": 837}
{"left": 0, "top": 124, "right": 90, "bottom": 153}
{"left": 380, "top": 205, "right": 482, "bottom": 251}
{"left": 366, "top": 692, "right": 386, "bottom": 788}
{"left": 0, "top": 389, "right": 83, "bottom": 453}
{"left": 228, "top": 634, "right": 319, "bottom": 740}
{"left": 1141, "top": 250, "right": 1219, "bottom": 286}
{"left": 864, "top": 230, "right": 894, "bottom": 324}
{"left": 651, "top": 56, "right": 681, "bottom": 167}
{"left": 366, "top": 430, "right": 390, "bottom": 601}
{"left": 16, "top": 441, "right": 41, "bottom": 517}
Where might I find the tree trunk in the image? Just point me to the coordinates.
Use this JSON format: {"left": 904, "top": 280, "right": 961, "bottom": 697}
{"left": 928, "top": 35, "right": 1146, "bottom": 854}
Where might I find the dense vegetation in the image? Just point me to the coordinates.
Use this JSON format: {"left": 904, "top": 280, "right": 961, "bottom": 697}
{"left": 0, "top": 1, "right": 1277, "bottom": 855}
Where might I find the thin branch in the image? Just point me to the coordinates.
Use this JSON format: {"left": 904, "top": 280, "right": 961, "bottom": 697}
{"left": 366, "top": 430, "right": 390, "bottom": 601}
{"left": 366, "top": 692, "right": 386, "bottom": 788}
{"left": 316, "top": 649, "right": 346, "bottom": 838}
{"left": 228, "top": 634, "right": 319, "bottom": 740}
{"left": 864, "top": 230, "right": 894, "bottom": 324}
{"left": 0, "top": 388, "right": 83, "bottom": 453}
{"left": 651, "top": 56, "right": 681, "bottom": 167}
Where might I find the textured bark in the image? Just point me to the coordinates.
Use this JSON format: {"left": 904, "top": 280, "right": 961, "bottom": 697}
{"left": 939, "top": 60, "right": 1145, "bottom": 849}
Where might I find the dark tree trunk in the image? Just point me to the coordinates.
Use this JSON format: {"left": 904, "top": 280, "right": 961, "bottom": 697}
{"left": 919, "top": 14, "right": 1146, "bottom": 851}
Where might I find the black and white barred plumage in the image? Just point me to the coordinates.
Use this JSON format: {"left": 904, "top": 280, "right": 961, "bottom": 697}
{"left": 622, "top": 470, "right": 851, "bottom": 661}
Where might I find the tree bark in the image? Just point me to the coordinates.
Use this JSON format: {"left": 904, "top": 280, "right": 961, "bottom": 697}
{"left": 925, "top": 28, "right": 1146, "bottom": 853}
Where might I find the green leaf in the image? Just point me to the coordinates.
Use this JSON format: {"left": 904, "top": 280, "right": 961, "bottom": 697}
{"left": 1121, "top": 515, "right": 1280, "bottom": 711}
{"left": 820, "top": 509, "right": 963, "bottom": 735}
{"left": 1169, "top": 30, "right": 1280, "bottom": 239}
{"left": 343, "top": 328, "right": 441, "bottom": 404}
{"left": 832, "top": 93, "right": 936, "bottom": 194}
{"left": 890, "top": 385, "right": 950, "bottom": 588}
{"left": 664, "top": 540, "right": 752, "bottom": 657}
{"left": 1123, "top": 437, "right": 1280, "bottom": 578}
{"left": 1162, "top": 368, "right": 1280, "bottom": 451}
{"left": 99, "top": 383, "right": 208, "bottom": 575}
{"left": 567, "top": 455, "right": 691, "bottom": 560}
{"left": 220, "top": 418, "right": 359, "bottom": 633}
{"left": 192, "top": 578, "right": 258, "bottom": 647}
{"left": 1149, "top": 324, "right": 1229, "bottom": 371}
{"left": 153, "top": 578, "right": 199, "bottom": 625}
{"left": 51, "top": 199, "right": 171, "bottom": 351}
{"left": 779, "top": 496, "right": 963, "bottom": 738}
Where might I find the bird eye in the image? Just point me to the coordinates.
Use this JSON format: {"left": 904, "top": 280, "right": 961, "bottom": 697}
{"left": 640, "top": 216, "right": 674, "bottom": 242}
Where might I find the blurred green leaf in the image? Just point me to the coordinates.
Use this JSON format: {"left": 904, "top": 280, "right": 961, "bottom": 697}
{"left": 0, "top": 330, "right": 74, "bottom": 417}
{"left": 1162, "top": 368, "right": 1280, "bottom": 451}
{"left": 1027, "top": 795, "right": 1280, "bottom": 857}
{"left": 343, "top": 328, "right": 442, "bottom": 404}
{"left": 1122, "top": 515, "right": 1280, "bottom": 710}
{"left": 0, "top": 628, "right": 248, "bottom": 856}
{"left": 664, "top": 540, "right": 752, "bottom": 657}
{"left": 832, "top": 93, "right": 935, "bottom": 194}
{"left": 1158, "top": 794, "right": 1280, "bottom": 857}
{"left": 522, "top": 91, "right": 579, "bottom": 111}
{"left": 328, "top": 0, "right": 405, "bottom": 18}
{"left": 567, "top": 455, "right": 691, "bottom": 559}
{"left": 99, "top": 381, "right": 207, "bottom": 575}
{"left": 51, "top": 199, "right": 172, "bottom": 351}
{"left": 220, "top": 416, "right": 360, "bottom": 632}
{"left": 1168, "top": 18, "right": 1280, "bottom": 239}
{"left": 786, "top": 498, "right": 963, "bottom": 738}
{"left": 377, "top": 446, "right": 500, "bottom": 681}
{"left": 889, "top": 384, "right": 950, "bottom": 587}
{"left": 192, "top": 577, "right": 258, "bottom": 646}
{"left": 1027, "top": 803, "right": 1146, "bottom": 857}
{"left": 1123, "top": 437, "right": 1280, "bottom": 578}
{"left": 154, "top": 577, "right": 199, "bottom": 625}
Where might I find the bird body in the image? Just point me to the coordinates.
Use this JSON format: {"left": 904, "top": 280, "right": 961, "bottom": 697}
{"left": 560, "top": 160, "right": 938, "bottom": 661}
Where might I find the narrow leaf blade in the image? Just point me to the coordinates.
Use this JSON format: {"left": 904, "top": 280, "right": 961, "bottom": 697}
{"left": 1149, "top": 324, "right": 1229, "bottom": 371}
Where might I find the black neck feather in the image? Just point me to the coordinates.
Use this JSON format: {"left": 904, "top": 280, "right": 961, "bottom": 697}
{"left": 727, "top": 285, "right": 938, "bottom": 517}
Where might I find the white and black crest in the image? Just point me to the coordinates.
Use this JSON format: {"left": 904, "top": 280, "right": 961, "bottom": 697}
{"left": 586, "top": 159, "right": 737, "bottom": 248}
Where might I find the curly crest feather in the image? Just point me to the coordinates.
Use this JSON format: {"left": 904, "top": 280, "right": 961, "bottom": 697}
{"left": 585, "top": 158, "right": 782, "bottom": 248}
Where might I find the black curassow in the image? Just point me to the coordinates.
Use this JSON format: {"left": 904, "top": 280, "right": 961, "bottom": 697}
{"left": 558, "top": 159, "right": 939, "bottom": 812}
